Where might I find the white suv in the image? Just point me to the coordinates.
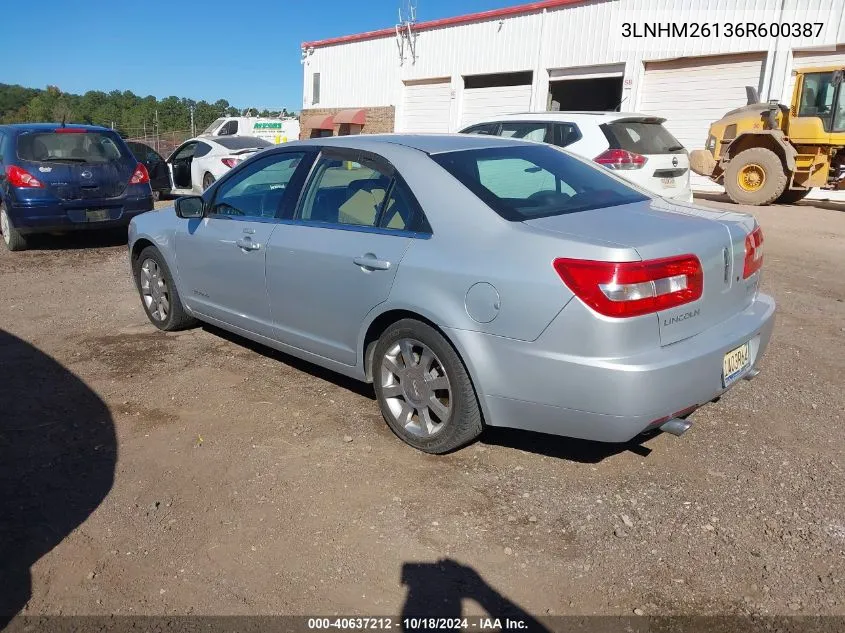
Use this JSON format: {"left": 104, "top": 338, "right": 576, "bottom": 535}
{"left": 460, "top": 112, "right": 693, "bottom": 203}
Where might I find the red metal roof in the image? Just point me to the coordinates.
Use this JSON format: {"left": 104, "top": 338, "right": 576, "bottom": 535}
{"left": 302, "top": 0, "right": 584, "bottom": 49}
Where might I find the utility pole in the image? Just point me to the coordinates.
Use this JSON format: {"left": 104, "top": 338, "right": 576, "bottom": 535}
{"left": 189, "top": 104, "right": 195, "bottom": 138}
{"left": 154, "top": 109, "right": 159, "bottom": 152}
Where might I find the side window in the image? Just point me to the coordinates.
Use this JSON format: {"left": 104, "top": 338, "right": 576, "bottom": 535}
{"left": 799, "top": 72, "right": 835, "bottom": 131}
{"left": 209, "top": 152, "right": 307, "bottom": 219}
{"left": 194, "top": 142, "right": 212, "bottom": 158}
{"left": 0, "top": 132, "right": 6, "bottom": 162}
{"left": 378, "top": 180, "right": 419, "bottom": 231}
{"left": 218, "top": 120, "right": 238, "bottom": 136}
{"left": 462, "top": 123, "right": 498, "bottom": 135}
{"left": 299, "top": 155, "right": 391, "bottom": 227}
{"left": 553, "top": 123, "right": 581, "bottom": 148}
{"left": 173, "top": 142, "right": 197, "bottom": 161}
{"left": 498, "top": 122, "right": 550, "bottom": 143}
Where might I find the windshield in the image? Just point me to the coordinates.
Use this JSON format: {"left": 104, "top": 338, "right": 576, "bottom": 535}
{"left": 431, "top": 144, "right": 648, "bottom": 221}
{"left": 214, "top": 136, "right": 273, "bottom": 150}
{"left": 17, "top": 131, "right": 125, "bottom": 163}
{"left": 201, "top": 118, "right": 226, "bottom": 135}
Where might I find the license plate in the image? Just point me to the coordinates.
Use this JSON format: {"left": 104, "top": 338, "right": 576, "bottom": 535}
{"left": 85, "top": 209, "right": 110, "bottom": 222}
{"left": 722, "top": 342, "right": 750, "bottom": 387}
{"left": 660, "top": 177, "right": 676, "bottom": 188}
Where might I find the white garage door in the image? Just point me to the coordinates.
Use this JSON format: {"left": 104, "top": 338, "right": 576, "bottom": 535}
{"left": 639, "top": 53, "right": 766, "bottom": 192}
{"left": 784, "top": 47, "right": 845, "bottom": 203}
{"left": 401, "top": 79, "right": 452, "bottom": 133}
{"left": 460, "top": 85, "right": 533, "bottom": 129}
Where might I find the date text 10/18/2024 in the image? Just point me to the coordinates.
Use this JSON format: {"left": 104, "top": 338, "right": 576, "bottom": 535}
{"left": 622, "top": 21, "right": 824, "bottom": 38}
{"left": 307, "top": 618, "right": 532, "bottom": 630}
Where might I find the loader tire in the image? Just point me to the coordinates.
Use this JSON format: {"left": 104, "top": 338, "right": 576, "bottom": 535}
{"left": 776, "top": 188, "right": 810, "bottom": 205}
{"left": 724, "top": 147, "right": 788, "bottom": 206}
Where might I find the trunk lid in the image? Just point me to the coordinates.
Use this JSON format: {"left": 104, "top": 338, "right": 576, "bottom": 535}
{"left": 22, "top": 160, "right": 131, "bottom": 201}
{"left": 525, "top": 198, "right": 758, "bottom": 345}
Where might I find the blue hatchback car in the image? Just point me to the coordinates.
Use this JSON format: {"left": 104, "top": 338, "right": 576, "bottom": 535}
{"left": 0, "top": 123, "right": 154, "bottom": 251}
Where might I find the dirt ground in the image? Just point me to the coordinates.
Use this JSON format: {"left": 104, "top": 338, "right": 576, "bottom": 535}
{"left": 1, "top": 195, "right": 843, "bottom": 622}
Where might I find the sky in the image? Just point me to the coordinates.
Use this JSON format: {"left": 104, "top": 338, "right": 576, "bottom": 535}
{"left": 4, "top": 0, "right": 521, "bottom": 112}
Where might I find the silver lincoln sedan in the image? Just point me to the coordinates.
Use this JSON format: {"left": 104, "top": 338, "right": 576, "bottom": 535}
{"left": 128, "top": 134, "right": 775, "bottom": 454}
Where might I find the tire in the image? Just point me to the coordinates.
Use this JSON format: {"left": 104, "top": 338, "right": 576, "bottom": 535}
{"left": 776, "top": 188, "right": 811, "bottom": 205}
{"left": 723, "top": 147, "right": 788, "bottom": 206}
{"left": 202, "top": 173, "right": 215, "bottom": 191}
{"left": 0, "top": 203, "right": 28, "bottom": 252}
{"left": 372, "top": 319, "right": 482, "bottom": 454}
{"left": 134, "top": 246, "right": 197, "bottom": 331}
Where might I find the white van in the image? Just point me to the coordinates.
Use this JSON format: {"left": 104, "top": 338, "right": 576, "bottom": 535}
{"left": 202, "top": 116, "right": 300, "bottom": 145}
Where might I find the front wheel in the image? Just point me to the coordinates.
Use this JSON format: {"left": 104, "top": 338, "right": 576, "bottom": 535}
{"left": 0, "top": 204, "right": 28, "bottom": 252}
{"left": 373, "top": 319, "right": 482, "bottom": 454}
{"left": 723, "top": 147, "right": 788, "bottom": 206}
{"left": 135, "top": 246, "right": 197, "bottom": 331}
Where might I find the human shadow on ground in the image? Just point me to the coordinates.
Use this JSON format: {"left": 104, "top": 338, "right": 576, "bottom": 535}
{"left": 400, "top": 558, "right": 551, "bottom": 632}
{"left": 0, "top": 329, "right": 116, "bottom": 625}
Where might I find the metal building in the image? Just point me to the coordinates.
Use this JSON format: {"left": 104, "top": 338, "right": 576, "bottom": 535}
{"left": 300, "top": 0, "right": 845, "bottom": 191}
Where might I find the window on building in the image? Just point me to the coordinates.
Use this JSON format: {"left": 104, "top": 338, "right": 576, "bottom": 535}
{"left": 312, "top": 73, "right": 321, "bottom": 105}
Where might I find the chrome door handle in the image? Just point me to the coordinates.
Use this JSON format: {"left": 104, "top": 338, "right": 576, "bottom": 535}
{"left": 235, "top": 237, "right": 260, "bottom": 251}
{"left": 353, "top": 255, "right": 391, "bottom": 271}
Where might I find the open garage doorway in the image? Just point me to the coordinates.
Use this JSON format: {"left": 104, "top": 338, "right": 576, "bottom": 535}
{"left": 547, "top": 63, "right": 624, "bottom": 111}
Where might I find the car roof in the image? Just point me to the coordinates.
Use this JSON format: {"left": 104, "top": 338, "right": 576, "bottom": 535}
{"left": 463, "top": 111, "right": 665, "bottom": 125}
{"left": 0, "top": 122, "right": 115, "bottom": 133}
{"left": 295, "top": 133, "right": 532, "bottom": 155}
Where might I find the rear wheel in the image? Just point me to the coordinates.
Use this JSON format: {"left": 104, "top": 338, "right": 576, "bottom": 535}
{"left": 0, "top": 204, "right": 28, "bottom": 252}
{"left": 373, "top": 319, "right": 482, "bottom": 454}
{"left": 135, "top": 246, "right": 196, "bottom": 331}
{"left": 776, "top": 188, "right": 811, "bottom": 205}
{"left": 202, "top": 173, "right": 215, "bottom": 191}
{"left": 724, "top": 147, "right": 788, "bottom": 206}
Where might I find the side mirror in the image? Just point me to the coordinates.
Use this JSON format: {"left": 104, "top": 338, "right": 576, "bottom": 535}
{"left": 175, "top": 196, "right": 204, "bottom": 219}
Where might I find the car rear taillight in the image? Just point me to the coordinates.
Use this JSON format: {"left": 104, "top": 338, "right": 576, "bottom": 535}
{"left": 553, "top": 255, "right": 703, "bottom": 318}
{"left": 129, "top": 163, "right": 150, "bottom": 185}
{"left": 743, "top": 225, "right": 764, "bottom": 278}
{"left": 6, "top": 165, "right": 43, "bottom": 188}
{"left": 221, "top": 158, "right": 242, "bottom": 168}
{"left": 594, "top": 149, "right": 647, "bottom": 170}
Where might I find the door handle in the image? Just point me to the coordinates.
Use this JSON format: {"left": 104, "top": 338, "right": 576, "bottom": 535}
{"left": 353, "top": 255, "right": 391, "bottom": 271}
{"left": 235, "top": 237, "right": 260, "bottom": 251}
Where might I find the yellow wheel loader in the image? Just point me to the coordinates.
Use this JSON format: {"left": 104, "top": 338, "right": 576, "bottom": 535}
{"left": 690, "top": 66, "right": 845, "bottom": 206}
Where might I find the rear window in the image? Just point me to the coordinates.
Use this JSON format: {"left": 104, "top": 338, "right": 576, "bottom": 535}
{"left": 17, "top": 131, "right": 124, "bottom": 163}
{"left": 215, "top": 136, "right": 273, "bottom": 150}
{"left": 431, "top": 144, "right": 648, "bottom": 221}
{"left": 601, "top": 120, "right": 684, "bottom": 155}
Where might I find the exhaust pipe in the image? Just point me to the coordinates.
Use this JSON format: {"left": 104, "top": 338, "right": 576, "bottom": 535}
{"left": 660, "top": 418, "right": 692, "bottom": 437}
{"left": 743, "top": 367, "right": 761, "bottom": 381}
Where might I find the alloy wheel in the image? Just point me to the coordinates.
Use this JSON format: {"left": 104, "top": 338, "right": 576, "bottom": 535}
{"left": 380, "top": 338, "right": 453, "bottom": 437}
{"left": 139, "top": 258, "right": 170, "bottom": 322}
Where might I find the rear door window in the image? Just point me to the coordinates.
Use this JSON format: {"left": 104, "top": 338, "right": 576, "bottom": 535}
{"left": 498, "top": 121, "right": 550, "bottom": 143}
{"left": 432, "top": 144, "right": 647, "bottom": 220}
{"left": 194, "top": 142, "right": 213, "bottom": 158}
{"left": 17, "top": 131, "right": 125, "bottom": 163}
{"left": 553, "top": 123, "right": 581, "bottom": 148}
{"left": 601, "top": 120, "right": 684, "bottom": 155}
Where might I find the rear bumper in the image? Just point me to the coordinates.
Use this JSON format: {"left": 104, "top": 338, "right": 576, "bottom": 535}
{"left": 8, "top": 196, "right": 153, "bottom": 234}
{"left": 446, "top": 293, "right": 776, "bottom": 443}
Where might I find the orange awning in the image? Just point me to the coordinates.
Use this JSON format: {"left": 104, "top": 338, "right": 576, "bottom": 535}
{"left": 334, "top": 108, "right": 367, "bottom": 125}
{"left": 303, "top": 114, "right": 335, "bottom": 130}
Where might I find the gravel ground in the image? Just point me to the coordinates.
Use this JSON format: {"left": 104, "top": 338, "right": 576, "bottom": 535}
{"left": 0, "top": 195, "right": 843, "bottom": 622}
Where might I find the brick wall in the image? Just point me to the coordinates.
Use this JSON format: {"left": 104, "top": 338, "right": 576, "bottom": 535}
{"left": 299, "top": 106, "right": 395, "bottom": 139}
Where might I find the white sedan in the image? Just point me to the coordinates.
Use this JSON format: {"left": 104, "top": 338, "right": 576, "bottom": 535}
{"left": 166, "top": 135, "right": 273, "bottom": 195}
